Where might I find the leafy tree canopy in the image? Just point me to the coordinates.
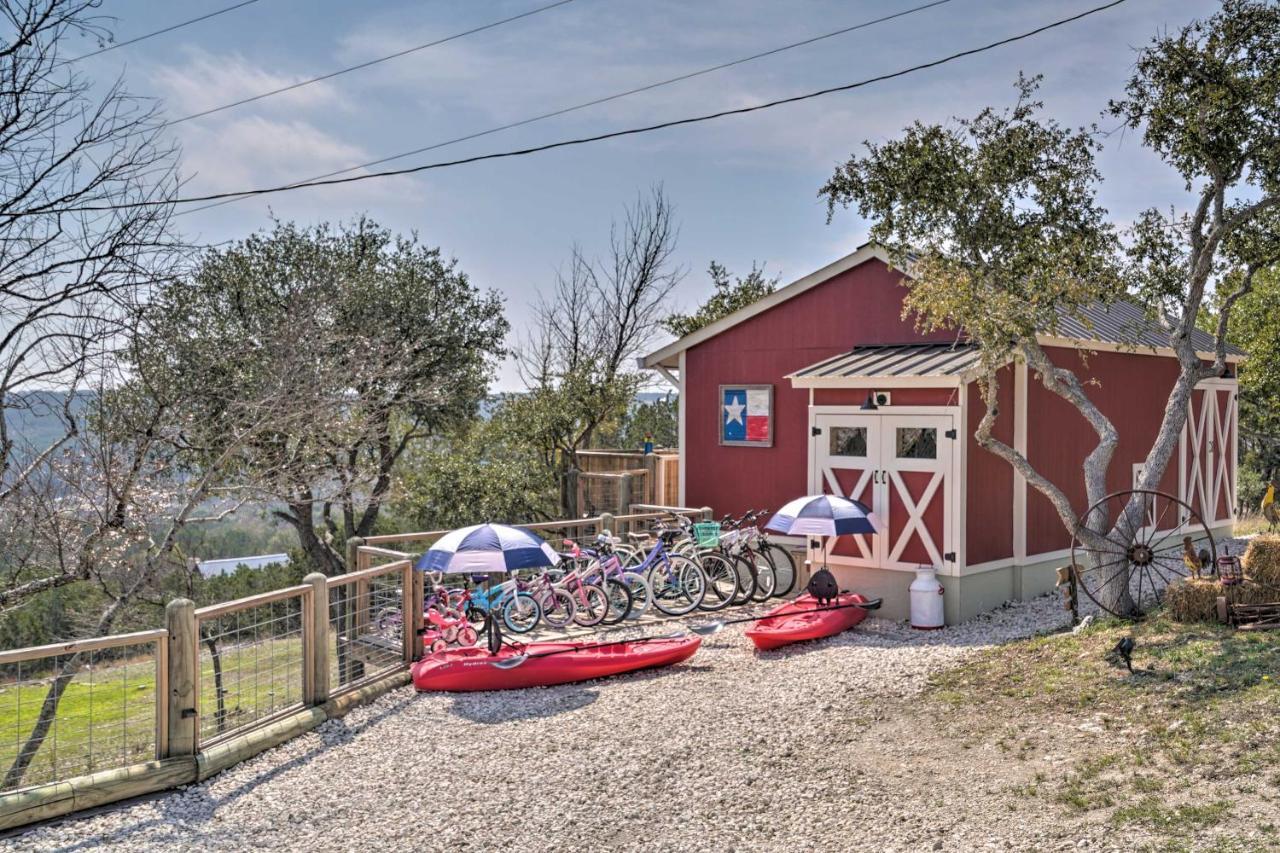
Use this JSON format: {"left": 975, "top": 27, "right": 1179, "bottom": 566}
{"left": 663, "top": 261, "right": 779, "bottom": 338}
{"left": 135, "top": 217, "right": 508, "bottom": 574}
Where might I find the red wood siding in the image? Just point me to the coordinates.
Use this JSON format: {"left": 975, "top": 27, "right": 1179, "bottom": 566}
{"left": 1024, "top": 347, "right": 1182, "bottom": 556}
{"left": 684, "top": 258, "right": 953, "bottom": 517}
{"left": 965, "top": 368, "right": 1014, "bottom": 565}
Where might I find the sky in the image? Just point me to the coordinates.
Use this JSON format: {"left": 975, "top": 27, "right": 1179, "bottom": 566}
{"left": 72, "top": 0, "right": 1222, "bottom": 390}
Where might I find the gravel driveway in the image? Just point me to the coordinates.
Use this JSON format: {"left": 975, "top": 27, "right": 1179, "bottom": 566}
{"left": 5, "top": 589, "right": 1098, "bottom": 853}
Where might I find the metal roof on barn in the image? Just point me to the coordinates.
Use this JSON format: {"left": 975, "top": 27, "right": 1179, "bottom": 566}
{"left": 1053, "top": 300, "right": 1245, "bottom": 356}
{"left": 789, "top": 343, "right": 981, "bottom": 380}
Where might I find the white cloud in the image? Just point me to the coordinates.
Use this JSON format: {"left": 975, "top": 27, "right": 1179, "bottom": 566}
{"left": 151, "top": 47, "right": 347, "bottom": 119}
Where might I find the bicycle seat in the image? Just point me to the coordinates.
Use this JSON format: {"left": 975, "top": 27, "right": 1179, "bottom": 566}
{"left": 627, "top": 531, "right": 650, "bottom": 542}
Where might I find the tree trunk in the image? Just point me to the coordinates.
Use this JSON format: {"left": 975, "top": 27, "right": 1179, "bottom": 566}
{"left": 2, "top": 594, "right": 129, "bottom": 789}
{"left": 202, "top": 634, "right": 227, "bottom": 735}
{"left": 2, "top": 656, "right": 79, "bottom": 790}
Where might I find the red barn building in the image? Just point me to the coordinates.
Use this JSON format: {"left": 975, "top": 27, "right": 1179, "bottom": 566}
{"left": 642, "top": 244, "right": 1241, "bottom": 623}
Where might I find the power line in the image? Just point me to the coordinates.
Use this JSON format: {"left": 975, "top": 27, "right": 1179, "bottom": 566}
{"left": 63, "top": 0, "right": 265, "bottom": 64}
{"left": 17, "top": 0, "right": 1129, "bottom": 217}
{"left": 181, "top": 0, "right": 954, "bottom": 217}
{"left": 162, "top": 0, "right": 581, "bottom": 128}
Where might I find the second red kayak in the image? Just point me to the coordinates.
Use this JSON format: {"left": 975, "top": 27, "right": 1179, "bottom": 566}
{"left": 745, "top": 592, "right": 872, "bottom": 651}
{"left": 411, "top": 635, "right": 701, "bottom": 692}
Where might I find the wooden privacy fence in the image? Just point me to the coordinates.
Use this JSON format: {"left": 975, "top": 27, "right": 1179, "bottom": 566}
{"left": 572, "top": 451, "right": 679, "bottom": 515}
{"left": 0, "top": 504, "right": 707, "bottom": 832}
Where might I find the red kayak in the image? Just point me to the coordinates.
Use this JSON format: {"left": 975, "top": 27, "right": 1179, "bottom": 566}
{"left": 745, "top": 592, "right": 873, "bottom": 651}
{"left": 411, "top": 635, "right": 701, "bottom": 692}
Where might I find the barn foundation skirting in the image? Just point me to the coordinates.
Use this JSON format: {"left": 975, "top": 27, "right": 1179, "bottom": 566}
{"left": 820, "top": 523, "right": 1233, "bottom": 624}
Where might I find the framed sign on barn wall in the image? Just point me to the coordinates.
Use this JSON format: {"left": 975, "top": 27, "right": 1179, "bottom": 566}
{"left": 719, "top": 384, "right": 773, "bottom": 447}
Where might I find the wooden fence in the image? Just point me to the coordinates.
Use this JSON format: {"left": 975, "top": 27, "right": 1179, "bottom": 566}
{"left": 0, "top": 504, "right": 706, "bottom": 832}
{"left": 573, "top": 450, "right": 679, "bottom": 515}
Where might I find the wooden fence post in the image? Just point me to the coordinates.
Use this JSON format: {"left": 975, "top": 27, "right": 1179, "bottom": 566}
{"left": 643, "top": 453, "right": 659, "bottom": 504}
{"left": 164, "top": 599, "right": 198, "bottom": 757}
{"left": 303, "top": 573, "right": 329, "bottom": 705}
{"left": 701, "top": 506, "right": 714, "bottom": 522}
{"left": 403, "top": 561, "right": 424, "bottom": 663}
{"left": 345, "top": 536, "right": 364, "bottom": 574}
{"left": 599, "top": 511, "right": 614, "bottom": 540}
{"left": 617, "top": 473, "right": 632, "bottom": 520}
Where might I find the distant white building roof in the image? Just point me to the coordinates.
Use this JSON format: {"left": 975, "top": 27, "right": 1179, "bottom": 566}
{"left": 198, "top": 553, "right": 291, "bottom": 576}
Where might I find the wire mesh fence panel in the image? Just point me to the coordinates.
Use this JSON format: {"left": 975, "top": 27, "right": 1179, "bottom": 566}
{"left": 0, "top": 632, "right": 164, "bottom": 795}
{"left": 580, "top": 474, "right": 621, "bottom": 517}
{"left": 328, "top": 566, "right": 406, "bottom": 694}
{"left": 196, "top": 591, "right": 307, "bottom": 746}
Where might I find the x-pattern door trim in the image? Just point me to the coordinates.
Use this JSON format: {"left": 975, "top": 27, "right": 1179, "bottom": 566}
{"left": 822, "top": 465, "right": 875, "bottom": 561}
{"left": 885, "top": 468, "right": 945, "bottom": 567}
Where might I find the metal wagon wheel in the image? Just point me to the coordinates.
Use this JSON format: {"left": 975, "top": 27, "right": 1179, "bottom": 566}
{"left": 1070, "top": 488, "right": 1216, "bottom": 619}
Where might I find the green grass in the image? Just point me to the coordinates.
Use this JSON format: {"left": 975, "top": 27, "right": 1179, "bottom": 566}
{"left": 0, "top": 655, "right": 157, "bottom": 790}
{"left": 926, "top": 612, "right": 1280, "bottom": 845}
{"left": 0, "top": 630, "right": 321, "bottom": 791}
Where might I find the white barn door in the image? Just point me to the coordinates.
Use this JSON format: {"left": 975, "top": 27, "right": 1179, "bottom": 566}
{"left": 1180, "top": 381, "right": 1237, "bottom": 527}
{"left": 810, "top": 411, "right": 955, "bottom": 571}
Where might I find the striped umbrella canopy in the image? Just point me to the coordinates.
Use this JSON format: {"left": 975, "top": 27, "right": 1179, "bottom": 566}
{"left": 415, "top": 524, "right": 561, "bottom": 574}
{"left": 765, "top": 494, "right": 880, "bottom": 537}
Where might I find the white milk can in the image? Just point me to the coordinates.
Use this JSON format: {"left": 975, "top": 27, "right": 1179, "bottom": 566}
{"left": 909, "top": 565, "right": 945, "bottom": 630}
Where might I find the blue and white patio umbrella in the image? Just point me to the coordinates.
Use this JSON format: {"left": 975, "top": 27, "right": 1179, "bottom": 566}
{"left": 765, "top": 494, "right": 880, "bottom": 537}
{"left": 415, "top": 523, "right": 561, "bottom": 574}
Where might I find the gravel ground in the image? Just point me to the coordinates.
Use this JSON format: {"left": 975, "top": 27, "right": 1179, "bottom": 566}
{"left": 4, "top": 541, "right": 1250, "bottom": 853}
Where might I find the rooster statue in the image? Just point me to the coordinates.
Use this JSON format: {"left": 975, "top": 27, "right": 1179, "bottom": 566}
{"left": 1182, "top": 536, "right": 1203, "bottom": 580}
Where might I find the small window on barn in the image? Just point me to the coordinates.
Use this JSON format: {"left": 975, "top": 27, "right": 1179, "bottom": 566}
{"left": 896, "top": 427, "right": 937, "bottom": 459}
{"left": 829, "top": 426, "right": 867, "bottom": 457}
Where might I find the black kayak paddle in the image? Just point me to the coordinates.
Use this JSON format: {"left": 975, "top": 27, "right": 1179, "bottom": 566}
{"left": 689, "top": 597, "right": 883, "bottom": 636}
{"left": 489, "top": 631, "right": 688, "bottom": 669}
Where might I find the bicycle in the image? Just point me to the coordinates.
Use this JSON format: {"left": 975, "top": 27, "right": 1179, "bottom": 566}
{"left": 720, "top": 512, "right": 777, "bottom": 603}
{"left": 563, "top": 536, "right": 649, "bottom": 622}
{"left": 626, "top": 518, "right": 738, "bottom": 612}
{"left": 630, "top": 526, "right": 707, "bottom": 616}
{"left": 470, "top": 575, "right": 546, "bottom": 634}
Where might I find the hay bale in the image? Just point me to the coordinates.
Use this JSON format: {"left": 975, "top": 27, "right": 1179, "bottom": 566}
{"left": 1165, "top": 577, "right": 1222, "bottom": 622}
{"left": 1242, "top": 535, "right": 1280, "bottom": 587}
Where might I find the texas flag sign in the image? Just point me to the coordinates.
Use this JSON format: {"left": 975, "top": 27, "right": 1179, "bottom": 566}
{"left": 720, "top": 384, "right": 773, "bottom": 447}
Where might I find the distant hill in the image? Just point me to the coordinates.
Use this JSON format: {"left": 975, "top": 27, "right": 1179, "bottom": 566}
{"left": 2, "top": 390, "right": 92, "bottom": 453}
{"left": 478, "top": 390, "right": 676, "bottom": 419}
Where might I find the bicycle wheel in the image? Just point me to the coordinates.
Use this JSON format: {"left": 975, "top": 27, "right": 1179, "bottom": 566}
{"left": 466, "top": 604, "right": 489, "bottom": 637}
{"left": 570, "top": 583, "right": 610, "bottom": 627}
{"left": 748, "top": 551, "right": 776, "bottom": 602}
{"left": 650, "top": 556, "right": 706, "bottom": 616}
{"left": 457, "top": 625, "right": 478, "bottom": 646}
{"left": 600, "top": 578, "right": 634, "bottom": 626}
{"left": 696, "top": 552, "right": 739, "bottom": 612}
{"left": 618, "top": 570, "right": 652, "bottom": 620}
{"left": 502, "top": 592, "right": 541, "bottom": 634}
{"left": 729, "top": 553, "right": 756, "bottom": 605}
{"left": 763, "top": 543, "right": 797, "bottom": 597}
{"left": 537, "top": 587, "right": 577, "bottom": 629}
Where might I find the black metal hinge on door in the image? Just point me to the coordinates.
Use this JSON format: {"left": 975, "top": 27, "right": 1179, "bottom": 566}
{"left": 944, "top": 429, "right": 957, "bottom": 439}
{"left": 811, "top": 426, "right": 822, "bottom": 436}
{"left": 944, "top": 552, "right": 956, "bottom": 562}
